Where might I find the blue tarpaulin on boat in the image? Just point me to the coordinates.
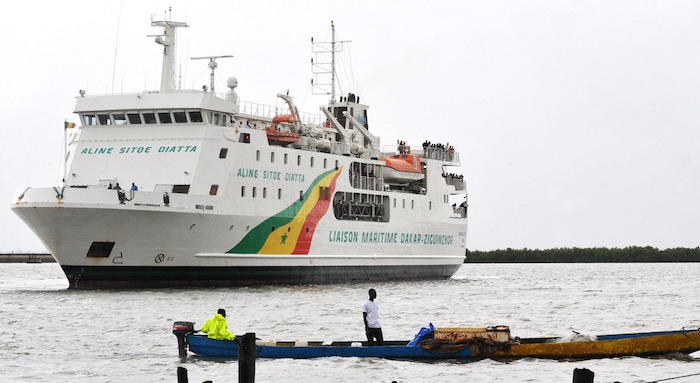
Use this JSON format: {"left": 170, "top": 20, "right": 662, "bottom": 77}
{"left": 407, "top": 323, "right": 435, "bottom": 346}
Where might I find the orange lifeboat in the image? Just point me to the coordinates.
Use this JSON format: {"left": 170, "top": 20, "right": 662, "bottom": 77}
{"left": 265, "top": 125, "right": 300, "bottom": 146}
{"left": 272, "top": 114, "right": 295, "bottom": 123}
{"left": 266, "top": 114, "right": 300, "bottom": 145}
{"left": 379, "top": 154, "right": 425, "bottom": 183}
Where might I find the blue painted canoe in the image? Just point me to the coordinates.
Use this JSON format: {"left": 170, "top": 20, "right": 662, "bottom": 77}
{"left": 186, "top": 336, "right": 475, "bottom": 359}
{"left": 183, "top": 327, "right": 700, "bottom": 360}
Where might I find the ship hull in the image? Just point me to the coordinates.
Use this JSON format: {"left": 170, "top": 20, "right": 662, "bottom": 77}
{"left": 13, "top": 187, "right": 465, "bottom": 289}
{"left": 61, "top": 262, "right": 462, "bottom": 289}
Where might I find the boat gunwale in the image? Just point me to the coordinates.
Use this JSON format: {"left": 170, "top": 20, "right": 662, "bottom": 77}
{"left": 184, "top": 328, "right": 700, "bottom": 359}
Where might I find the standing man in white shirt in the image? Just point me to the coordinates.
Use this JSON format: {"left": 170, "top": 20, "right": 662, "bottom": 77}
{"left": 363, "top": 288, "right": 384, "bottom": 346}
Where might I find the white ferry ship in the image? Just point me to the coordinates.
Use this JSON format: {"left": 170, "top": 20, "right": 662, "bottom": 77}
{"left": 11, "top": 17, "right": 467, "bottom": 289}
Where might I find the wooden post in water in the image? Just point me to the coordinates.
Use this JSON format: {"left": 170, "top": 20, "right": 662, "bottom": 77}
{"left": 177, "top": 367, "right": 188, "bottom": 383}
{"left": 238, "top": 332, "right": 256, "bottom": 383}
{"left": 572, "top": 368, "right": 594, "bottom": 383}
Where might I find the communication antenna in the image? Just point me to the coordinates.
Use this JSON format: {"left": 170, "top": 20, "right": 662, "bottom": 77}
{"left": 191, "top": 55, "right": 234, "bottom": 93}
{"left": 311, "top": 21, "right": 350, "bottom": 104}
{"left": 111, "top": 1, "right": 124, "bottom": 94}
{"left": 149, "top": 11, "right": 189, "bottom": 92}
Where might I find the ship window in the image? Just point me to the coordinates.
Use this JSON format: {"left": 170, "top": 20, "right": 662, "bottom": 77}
{"left": 219, "top": 148, "right": 228, "bottom": 159}
{"left": 323, "top": 158, "right": 327, "bottom": 169}
{"left": 86, "top": 241, "right": 115, "bottom": 258}
{"left": 284, "top": 153, "right": 288, "bottom": 164}
{"left": 174, "top": 111, "right": 187, "bottom": 123}
{"left": 113, "top": 114, "right": 127, "bottom": 125}
{"left": 335, "top": 160, "right": 339, "bottom": 169}
{"left": 143, "top": 112, "right": 157, "bottom": 124}
{"left": 83, "top": 114, "right": 97, "bottom": 126}
{"left": 189, "top": 111, "right": 203, "bottom": 123}
{"left": 263, "top": 187, "right": 267, "bottom": 198}
{"left": 402, "top": 199, "right": 405, "bottom": 208}
{"left": 241, "top": 186, "right": 245, "bottom": 197}
{"left": 127, "top": 113, "right": 141, "bottom": 124}
{"left": 334, "top": 106, "right": 347, "bottom": 122}
{"left": 393, "top": 198, "right": 396, "bottom": 208}
{"left": 297, "top": 155, "right": 301, "bottom": 166}
{"left": 271, "top": 152, "right": 275, "bottom": 163}
{"left": 98, "top": 114, "right": 112, "bottom": 125}
{"left": 240, "top": 133, "right": 250, "bottom": 143}
{"left": 411, "top": 200, "right": 414, "bottom": 209}
{"left": 172, "top": 184, "right": 190, "bottom": 194}
{"left": 256, "top": 150, "right": 260, "bottom": 161}
{"left": 429, "top": 201, "right": 432, "bottom": 210}
{"left": 310, "top": 157, "right": 314, "bottom": 167}
{"left": 278, "top": 188, "right": 282, "bottom": 199}
{"left": 158, "top": 112, "right": 172, "bottom": 123}
{"left": 253, "top": 187, "right": 257, "bottom": 198}
{"left": 210, "top": 185, "right": 219, "bottom": 195}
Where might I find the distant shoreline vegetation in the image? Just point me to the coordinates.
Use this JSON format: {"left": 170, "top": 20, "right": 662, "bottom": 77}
{"left": 466, "top": 246, "right": 700, "bottom": 263}
{"left": 2, "top": 247, "right": 699, "bottom": 264}
{"left": 0, "top": 253, "right": 55, "bottom": 263}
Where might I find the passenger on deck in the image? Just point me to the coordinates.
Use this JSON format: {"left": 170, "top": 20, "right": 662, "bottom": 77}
{"left": 201, "top": 308, "right": 236, "bottom": 341}
{"left": 114, "top": 183, "right": 125, "bottom": 204}
{"left": 398, "top": 140, "right": 406, "bottom": 154}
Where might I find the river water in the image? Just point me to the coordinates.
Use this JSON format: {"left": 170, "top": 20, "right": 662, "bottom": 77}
{"left": 0, "top": 262, "right": 698, "bottom": 382}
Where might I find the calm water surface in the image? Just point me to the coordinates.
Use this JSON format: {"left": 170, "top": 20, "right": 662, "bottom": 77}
{"left": 0, "top": 263, "right": 698, "bottom": 382}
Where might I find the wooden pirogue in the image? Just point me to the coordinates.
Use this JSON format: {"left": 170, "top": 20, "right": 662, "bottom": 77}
{"left": 173, "top": 322, "right": 700, "bottom": 360}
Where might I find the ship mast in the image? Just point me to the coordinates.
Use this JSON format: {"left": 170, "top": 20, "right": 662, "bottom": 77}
{"left": 150, "top": 10, "right": 188, "bottom": 92}
{"left": 311, "top": 21, "right": 349, "bottom": 105}
{"left": 330, "top": 21, "right": 337, "bottom": 105}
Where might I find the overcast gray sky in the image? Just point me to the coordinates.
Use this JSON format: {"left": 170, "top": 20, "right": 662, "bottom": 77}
{"left": 2, "top": 1, "right": 699, "bottom": 252}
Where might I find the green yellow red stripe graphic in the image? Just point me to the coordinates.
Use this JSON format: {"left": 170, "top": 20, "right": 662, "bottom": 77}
{"left": 227, "top": 168, "right": 341, "bottom": 255}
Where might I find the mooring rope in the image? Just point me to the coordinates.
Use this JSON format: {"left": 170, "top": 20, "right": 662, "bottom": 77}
{"left": 649, "top": 371, "right": 700, "bottom": 382}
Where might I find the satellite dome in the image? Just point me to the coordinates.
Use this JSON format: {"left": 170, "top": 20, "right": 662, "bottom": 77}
{"left": 227, "top": 77, "right": 238, "bottom": 89}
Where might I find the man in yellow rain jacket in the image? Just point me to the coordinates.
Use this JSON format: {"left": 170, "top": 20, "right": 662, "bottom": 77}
{"left": 201, "top": 308, "right": 236, "bottom": 341}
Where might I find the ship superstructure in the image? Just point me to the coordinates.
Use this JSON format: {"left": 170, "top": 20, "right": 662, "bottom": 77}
{"left": 11, "top": 17, "right": 467, "bottom": 289}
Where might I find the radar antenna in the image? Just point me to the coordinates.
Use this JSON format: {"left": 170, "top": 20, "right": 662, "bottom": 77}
{"left": 191, "top": 55, "right": 234, "bottom": 93}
